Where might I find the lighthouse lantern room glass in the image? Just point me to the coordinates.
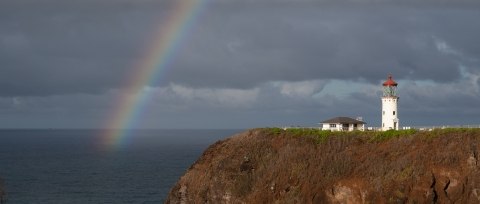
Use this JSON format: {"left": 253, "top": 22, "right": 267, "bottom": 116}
{"left": 383, "top": 86, "right": 397, "bottom": 97}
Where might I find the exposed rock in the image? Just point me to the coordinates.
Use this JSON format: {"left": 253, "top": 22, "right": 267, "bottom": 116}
{"left": 326, "top": 180, "right": 367, "bottom": 204}
{"left": 468, "top": 153, "right": 477, "bottom": 170}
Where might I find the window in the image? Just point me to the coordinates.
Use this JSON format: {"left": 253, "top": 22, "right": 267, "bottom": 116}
{"left": 383, "top": 123, "right": 384, "bottom": 127}
{"left": 383, "top": 111, "right": 385, "bottom": 115}
{"left": 329, "top": 124, "right": 336, "bottom": 128}
{"left": 393, "top": 111, "right": 395, "bottom": 115}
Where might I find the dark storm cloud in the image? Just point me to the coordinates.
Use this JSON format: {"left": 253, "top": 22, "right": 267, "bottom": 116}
{"left": 168, "top": 1, "right": 480, "bottom": 89}
{"left": 0, "top": 0, "right": 170, "bottom": 96}
{"left": 1, "top": 0, "right": 480, "bottom": 97}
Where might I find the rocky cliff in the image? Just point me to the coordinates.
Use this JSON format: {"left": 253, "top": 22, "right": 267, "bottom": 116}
{"left": 165, "top": 128, "right": 480, "bottom": 204}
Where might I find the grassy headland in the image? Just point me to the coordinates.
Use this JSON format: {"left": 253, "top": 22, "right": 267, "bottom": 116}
{"left": 166, "top": 127, "right": 480, "bottom": 203}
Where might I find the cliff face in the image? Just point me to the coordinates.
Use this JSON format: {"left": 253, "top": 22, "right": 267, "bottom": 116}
{"left": 165, "top": 128, "right": 480, "bottom": 204}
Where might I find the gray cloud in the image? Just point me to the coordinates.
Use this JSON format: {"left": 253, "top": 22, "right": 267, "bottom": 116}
{"left": 0, "top": 0, "right": 479, "bottom": 128}
{"left": 168, "top": 3, "right": 479, "bottom": 89}
{"left": 2, "top": 0, "right": 480, "bottom": 96}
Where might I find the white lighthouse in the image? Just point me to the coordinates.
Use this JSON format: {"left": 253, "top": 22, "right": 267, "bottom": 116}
{"left": 381, "top": 76, "right": 399, "bottom": 131}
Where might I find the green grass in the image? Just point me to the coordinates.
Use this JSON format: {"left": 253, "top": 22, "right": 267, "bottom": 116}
{"left": 266, "top": 127, "right": 349, "bottom": 144}
{"left": 265, "top": 127, "right": 480, "bottom": 144}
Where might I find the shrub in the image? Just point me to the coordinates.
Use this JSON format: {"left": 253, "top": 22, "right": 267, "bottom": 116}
{"left": 233, "top": 173, "right": 254, "bottom": 197}
{"left": 270, "top": 127, "right": 282, "bottom": 135}
{"left": 0, "top": 173, "right": 7, "bottom": 204}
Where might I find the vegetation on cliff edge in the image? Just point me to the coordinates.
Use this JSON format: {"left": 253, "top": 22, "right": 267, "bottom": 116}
{"left": 267, "top": 127, "right": 480, "bottom": 143}
{"left": 0, "top": 173, "right": 7, "bottom": 204}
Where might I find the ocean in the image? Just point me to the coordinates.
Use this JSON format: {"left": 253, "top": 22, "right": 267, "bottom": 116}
{"left": 0, "top": 129, "right": 243, "bottom": 203}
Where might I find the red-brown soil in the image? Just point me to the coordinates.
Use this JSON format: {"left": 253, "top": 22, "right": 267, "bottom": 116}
{"left": 165, "top": 128, "right": 480, "bottom": 204}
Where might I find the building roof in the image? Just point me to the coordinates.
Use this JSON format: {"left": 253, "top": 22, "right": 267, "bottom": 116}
{"left": 382, "top": 76, "right": 398, "bottom": 86}
{"left": 319, "top": 117, "right": 367, "bottom": 124}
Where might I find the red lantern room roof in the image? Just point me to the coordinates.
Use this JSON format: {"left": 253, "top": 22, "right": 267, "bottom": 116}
{"left": 382, "top": 76, "right": 398, "bottom": 86}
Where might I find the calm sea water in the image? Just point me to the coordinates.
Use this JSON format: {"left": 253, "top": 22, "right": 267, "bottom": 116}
{"left": 0, "top": 129, "right": 243, "bottom": 203}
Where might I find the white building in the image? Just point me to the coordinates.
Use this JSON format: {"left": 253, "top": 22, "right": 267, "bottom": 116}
{"left": 381, "top": 76, "right": 399, "bottom": 131}
{"left": 319, "top": 117, "right": 366, "bottom": 131}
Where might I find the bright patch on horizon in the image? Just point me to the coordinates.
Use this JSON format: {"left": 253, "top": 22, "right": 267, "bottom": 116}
{"left": 316, "top": 80, "right": 368, "bottom": 98}
{"left": 279, "top": 80, "right": 327, "bottom": 98}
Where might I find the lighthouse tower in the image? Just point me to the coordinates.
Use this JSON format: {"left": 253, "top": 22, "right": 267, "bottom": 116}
{"left": 382, "top": 76, "right": 399, "bottom": 131}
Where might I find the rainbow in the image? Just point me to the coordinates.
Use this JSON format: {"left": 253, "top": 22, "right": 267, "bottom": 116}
{"left": 101, "top": 0, "right": 210, "bottom": 150}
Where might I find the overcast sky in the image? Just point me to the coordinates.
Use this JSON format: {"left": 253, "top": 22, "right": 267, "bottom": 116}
{"left": 1, "top": 0, "right": 480, "bottom": 129}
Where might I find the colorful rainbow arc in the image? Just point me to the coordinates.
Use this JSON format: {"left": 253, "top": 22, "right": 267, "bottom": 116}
{"left": 102, "top": 0, "right": 210, "bottom": 150}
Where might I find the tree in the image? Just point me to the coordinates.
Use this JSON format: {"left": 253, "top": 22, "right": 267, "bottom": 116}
{"left": 0, "top": 173, "right": 7, "bottom": 204}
